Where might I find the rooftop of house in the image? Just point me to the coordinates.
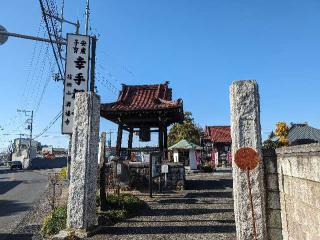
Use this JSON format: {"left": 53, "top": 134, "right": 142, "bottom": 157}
{"left": 168, "top": 139, "right": 202, "bottom": 150}
{"left": 204, "top": 126, "right": 232, "bottom": 143}
{"left": 288, "top": 123, "right": 320, "bottom": 144}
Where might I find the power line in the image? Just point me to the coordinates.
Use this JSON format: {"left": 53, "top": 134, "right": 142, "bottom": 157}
{"left": 33, "top": 111, "right": 62, "bottom": 140}
{"left": 96, "top": 77, "right": 118, "bottom": 95}
{"left": 34, "top": 59, "right": 54, "bottom": 114}
{"left": 44, "top": 0, "right": 65, "bottom": 72}
{"left": 27, "top": 43, "right": 50, "bottom": 109}
{"left": 39, "top": 0, "right": 64, "bottom": 80}
{"left": 96, "top": 71, "right": 120, "bottom": 93}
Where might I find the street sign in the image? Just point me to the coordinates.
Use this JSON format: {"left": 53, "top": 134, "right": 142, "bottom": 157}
{"left": 62, "top": 34, "right": 90, "bottom": 134}
{"left": 116, "top": 163, "right": 122, "bottom": 175}
{"left": 234, "top": 147, "right": 259, "bottom": 170}
{"left": 161, "top": 164, "right": 169, "bottom": 174}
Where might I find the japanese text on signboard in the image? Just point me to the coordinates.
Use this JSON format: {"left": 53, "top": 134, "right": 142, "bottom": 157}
{"left": 62, "top": 34, "right": 90, "bottom": 134}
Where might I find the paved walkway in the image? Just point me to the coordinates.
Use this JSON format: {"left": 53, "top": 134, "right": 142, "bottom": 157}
{"left": 94, "top": 168, "right": 236, "bottom": 240}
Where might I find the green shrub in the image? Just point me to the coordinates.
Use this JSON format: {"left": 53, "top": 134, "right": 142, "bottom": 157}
{"left": 103, "top": 209, "right": 127, "bottom": 221}
{"left": 98, "top": 193, "right": 145, "bottom": 221}
{"left": 41, "top": 205, "right": 67, "bottom": 237}
{"left": 59, "top": 167, "right": 68, "bottom": 180}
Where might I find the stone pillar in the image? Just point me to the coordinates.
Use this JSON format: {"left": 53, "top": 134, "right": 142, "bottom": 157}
{"left": 67, "top": 92, "right": 100, "bottom": 231}
{"left": 230, "top": 80, "right": 267, "bottom": 240}
{"left": 98, "top": 132, "right": 106, "bottom": 165}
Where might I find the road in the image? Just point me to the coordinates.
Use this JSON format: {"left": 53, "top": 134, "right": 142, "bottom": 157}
{"left": 0, "top": 167, "right": 54, "bottom": 240}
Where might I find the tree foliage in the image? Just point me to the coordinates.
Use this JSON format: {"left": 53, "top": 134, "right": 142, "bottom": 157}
{"left": 168, "top": 112, "right": 203, "bottom": 147}
{"left": 263, "top": 122, "right": 290, "bottom": 150}
{"left": 275, "top": 122, "right": 289, "bottom": 146}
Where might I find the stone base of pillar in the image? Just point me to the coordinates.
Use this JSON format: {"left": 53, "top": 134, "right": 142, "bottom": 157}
{"left": 53, "top": 227, "right": 102, "bottom": 240}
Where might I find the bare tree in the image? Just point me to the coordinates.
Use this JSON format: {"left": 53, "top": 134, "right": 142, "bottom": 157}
{"left": 47, "top": 173, "right": 61, "bottom": 210}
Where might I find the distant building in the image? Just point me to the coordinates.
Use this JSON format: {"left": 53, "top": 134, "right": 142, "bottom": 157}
{"left": 288, "top": 123, "right": 320, "bottom": 145}
{"left": 41, "top": 146, "right": 68, "bottom": 156}
{"left": 202, "top": 126, "right": 232, "bottom": 166}
{"left": 12, "top": 138, "right": 40, "bottom": 168}
{"left": 168, "top": 139, "right": 201, "bottom": 170}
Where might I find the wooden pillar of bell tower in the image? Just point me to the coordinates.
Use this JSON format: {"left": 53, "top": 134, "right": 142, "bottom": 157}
{"left": 127, "top": 128, "right": 133, "bottom": 160}
{"left": 116, "top": 124, "right": 123, "bottom": 157}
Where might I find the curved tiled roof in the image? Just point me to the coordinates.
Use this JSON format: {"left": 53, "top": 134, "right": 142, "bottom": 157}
{"left": 101, "top": 82, "right": 182, "bottom": 112}
{"left": 168, "top": 139, "right": 202, "bottom": 150}
{"left": 288, "top": 123, "right": 320, "bottom": 144}
{"left": 205, "top": 126, "right": 231, "bottom": 143}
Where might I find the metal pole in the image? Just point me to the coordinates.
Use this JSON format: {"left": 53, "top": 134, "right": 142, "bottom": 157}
{"left": 67, "top": 135, "right": 71, "bottom": 180}
{"left": 90, "top": 36, "right": 96, "bottom": 92}
{"left": 85, "top": 0, "right": 90, "bottom": 35}
{"left": 109, "top": 130, "right": 112, "bottom": 149}
{"left": 60, "top": 0, "right": 64, "bottom": 39}
{"left": 19, "top": 134, "right": 22, "bottom": 155}
{"left": 246, "top": 169, "right": 257, "bottom": 240}
{"left": 28, "top": 111, "right": 33, "bottom": 161}
{"left": 149, "top": 154, "right": 153, "bottom": 198}
{"left": 0, "top": 31, "right": 66, "bottom": 45}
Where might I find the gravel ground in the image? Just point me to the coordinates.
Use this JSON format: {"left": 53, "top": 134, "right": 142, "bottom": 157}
{"left": 6, "top": 168, "right": 235, "bottom": 240}
{"left": 92, "top": 168, "right": 236, "bottom": 240}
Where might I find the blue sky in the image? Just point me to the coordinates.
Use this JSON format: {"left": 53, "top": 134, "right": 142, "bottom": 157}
{"left": 1, "top": 0, "right": 320, "bottom": 149}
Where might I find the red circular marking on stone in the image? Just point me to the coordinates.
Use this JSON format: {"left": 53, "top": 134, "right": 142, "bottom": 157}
{"left": 234, "top": 147, "right": 259, "bottom": 170}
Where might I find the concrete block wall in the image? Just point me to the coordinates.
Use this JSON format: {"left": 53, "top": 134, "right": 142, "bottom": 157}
{"left": 276, "top": 144, "right": 320, "bottom": 240}
{"left": 263, "top": 149, "right": 283, "bottom": 240}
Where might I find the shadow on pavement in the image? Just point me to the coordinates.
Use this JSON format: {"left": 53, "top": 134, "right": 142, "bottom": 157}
{"left": 100, "top": 225, "right": 236, "bottom": 235}
{"left": 157, "top": 198, "right": 198, "bottom": 204}
{"left": 184, "top": 191, "right": 233, "bottom": 199}
{"left": 0, "top": 233, "right": 33, "bottom": 240}
{"left": 0, "top": 181, "right": 23, "bottom": 194}
{"left": 186, "top": 179, "right": 232, "bottom": 190}
{"left": 143, "top": 208, "right": 234, "bottom": 216}
{"left": 0, "top": 200, "right": 30, "bottom": 217}
{"left": 125, "top": 219, "right": 235, "bottom": 224}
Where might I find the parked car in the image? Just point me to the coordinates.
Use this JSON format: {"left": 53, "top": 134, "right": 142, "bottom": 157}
{"left": 10, "top": 161, "right": 22, "bottom": 170}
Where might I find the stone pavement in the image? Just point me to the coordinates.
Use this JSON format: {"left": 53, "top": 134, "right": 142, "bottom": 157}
{"left": 92, "top": 168, "right": 236, "bottom": 240}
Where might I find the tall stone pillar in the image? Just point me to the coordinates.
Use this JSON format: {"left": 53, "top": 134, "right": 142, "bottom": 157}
{"left": 67, "top": 92, "right": 100, "bottom": 231}
{"left": 230, "top": 80, "right": 267, "bottom": 240}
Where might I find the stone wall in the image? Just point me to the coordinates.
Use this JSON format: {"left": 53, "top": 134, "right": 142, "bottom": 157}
{"left": 276, "top": 144, "right": 320, "bottom": 240}
{"left": 263, "top": 149, "right": 282, "bottom": 240}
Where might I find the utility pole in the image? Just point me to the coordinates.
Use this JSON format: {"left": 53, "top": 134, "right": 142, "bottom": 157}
{"left": 17, "top": 109, "right": 33, "bottom": 159}
{"left": 90, "top": 36, "right": 96, "bottom": 92}
{"left": 109, "top": 130, "right": 112, "bottom": 149}
{"left": 85, "top": 0, "right": 90, "bottom": 35}
{"left": 29, "top": 111, "right": 34, "bottom": 159}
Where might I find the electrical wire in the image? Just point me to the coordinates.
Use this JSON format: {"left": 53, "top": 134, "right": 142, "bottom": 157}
{"left": 33, "top": 111, "right": 62, "bottom": 140}
{"left": 34, "top": 59, "right": 54, "bottom": 114}
{"left": 39, "top": 0, "right": 64, "bottom": 80}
